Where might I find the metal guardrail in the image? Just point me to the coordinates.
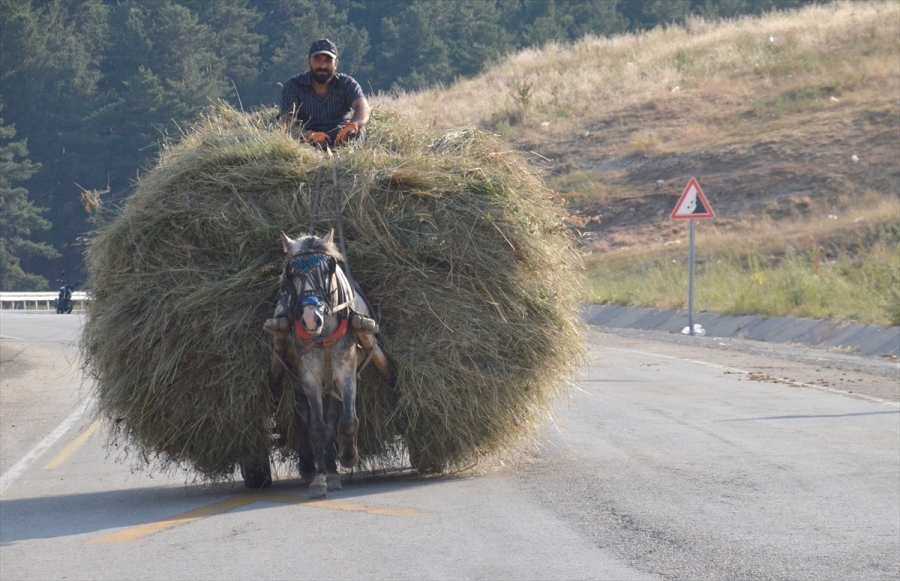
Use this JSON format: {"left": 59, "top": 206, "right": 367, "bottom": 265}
{"left": 0, "top": 292, "right": 90, "bottom": 311}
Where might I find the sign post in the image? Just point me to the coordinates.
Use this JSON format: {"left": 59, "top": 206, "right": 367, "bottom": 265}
{"left": 670, "top": 178, "right": 715, "bottom": 336}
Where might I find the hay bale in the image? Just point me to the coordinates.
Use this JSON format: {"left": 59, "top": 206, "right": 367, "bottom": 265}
{"left": 82, "top": 104, "right": 584, "bottom": 479}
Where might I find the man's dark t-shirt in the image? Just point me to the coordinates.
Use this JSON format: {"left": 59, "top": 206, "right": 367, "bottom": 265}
{"left": 279, "top": 72, "right": 364, "bottom": 136}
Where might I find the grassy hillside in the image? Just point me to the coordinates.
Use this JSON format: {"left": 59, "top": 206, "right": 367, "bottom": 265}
{"left": 375, "top": 0, "right": 900, "bottom": 326}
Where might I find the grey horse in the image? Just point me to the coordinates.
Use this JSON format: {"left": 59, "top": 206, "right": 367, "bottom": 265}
{"left": 251, "top": 230, "right": 389, "bottom": 498}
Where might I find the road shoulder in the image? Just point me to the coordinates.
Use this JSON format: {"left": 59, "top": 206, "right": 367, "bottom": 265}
{"left": 0, "top": 340, "right": 93, "bottom": 475}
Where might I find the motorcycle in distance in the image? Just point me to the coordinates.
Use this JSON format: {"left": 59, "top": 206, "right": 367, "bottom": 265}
{"left": 54, "top": 273, "right": 79, "bottom": 314}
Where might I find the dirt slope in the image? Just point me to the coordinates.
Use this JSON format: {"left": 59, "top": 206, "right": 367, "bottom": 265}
{"left": 378, "top": 1, "right": 900, "bottom": 255}
{"left": 524, "top": 93, "right": 899, "bottom": 249}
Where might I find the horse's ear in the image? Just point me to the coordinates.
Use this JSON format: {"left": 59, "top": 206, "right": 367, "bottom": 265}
{"left": 324, "top": 229, "right": 335, "bottom": 245}
{"left": 281, "top": 231, "right": 293, "bottom": 254}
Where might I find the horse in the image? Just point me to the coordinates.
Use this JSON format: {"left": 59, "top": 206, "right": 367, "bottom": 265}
{"left": 253, "top": 230, "right": 390, "bottom": 498}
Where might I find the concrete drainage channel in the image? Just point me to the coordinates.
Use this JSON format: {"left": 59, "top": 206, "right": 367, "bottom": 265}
{"left": 582, "top": 305, "right": 900, "bottom": 358}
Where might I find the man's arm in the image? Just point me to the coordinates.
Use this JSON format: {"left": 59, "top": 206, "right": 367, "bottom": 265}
{"left": 349, "top": 96, "right": 370, "bottom": 128}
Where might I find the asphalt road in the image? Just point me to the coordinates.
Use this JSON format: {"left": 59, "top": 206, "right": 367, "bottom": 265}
{"left": 1, "top": 312, "right": 898, "bottom": 580}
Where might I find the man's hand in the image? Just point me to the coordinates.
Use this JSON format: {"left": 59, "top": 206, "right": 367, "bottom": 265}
{"left": 334, "top": 122, "right": 359, "bottom": 146}
{"left": 304, "top": 131, "right": 331, "bottom": 147}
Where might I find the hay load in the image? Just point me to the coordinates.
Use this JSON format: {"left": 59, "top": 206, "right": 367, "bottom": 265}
{"left": 82, "top": 104, "right": 584, "bottom": 479}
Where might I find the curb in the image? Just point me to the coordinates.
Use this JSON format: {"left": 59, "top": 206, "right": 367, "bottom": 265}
{"left": 581, "top": 305, "right": 900, "bottom": 358}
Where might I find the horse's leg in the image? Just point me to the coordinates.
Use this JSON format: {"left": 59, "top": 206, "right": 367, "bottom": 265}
{"left": 303, "top": 390, "right": 328, "bottom": 498}
{"left": 295, "top": 394, "right": 316, "bottom": 483}
{"left": 264, "top": 319, "right": 289, "bottom": 402}
{"left": 336, "top": 343, "right": 359, "bottom": 469}
{"left": 323, "top": 394, "right": 343, "bottom": 491}
{"left": 339, "top": 393, "right": 359, "bottom": 469}
{"left": 299, "top": 362, "right": 329, "bottom": 499}
{"left": 284, "top": 337, "right": 315, "bottom": 482}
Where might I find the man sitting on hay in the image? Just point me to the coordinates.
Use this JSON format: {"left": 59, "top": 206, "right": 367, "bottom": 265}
{"left": 279, "top": 38, "right": 371, "bottom": 148}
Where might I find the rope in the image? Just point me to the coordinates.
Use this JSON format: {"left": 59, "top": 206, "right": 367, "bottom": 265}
{"left": 325, "top": 147, "right": 358, "bottom": 291}
{"left": 307, "top": 160, "right": 324, "bottom": 236}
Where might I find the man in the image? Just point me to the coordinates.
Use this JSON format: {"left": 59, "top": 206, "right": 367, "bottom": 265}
{"left": 279, "top": 39, "right": 370, "bottom": 148}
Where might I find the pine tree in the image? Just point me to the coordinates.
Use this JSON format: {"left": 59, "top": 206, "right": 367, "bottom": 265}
{"left": 377, "top": 0, "right": 510, "bottom": 92}
{"left": 568, "top": 0, "right": 629, "bottom": 39}
{"left": 0, "top": 107, "right": 59, "bottom": 291}
{"left": 92, "top": 1, "right": 265, "bottom": 206}
{"left": 249, "top": 0, "right": 370, "bottom": 107}
{"left": 0, "top": 0, "right": 107, "bottom": 285}
{"left": 179, "top": 0, "right": 265, "bottom": 97}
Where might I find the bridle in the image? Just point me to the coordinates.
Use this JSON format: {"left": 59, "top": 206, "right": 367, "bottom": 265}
{"left": 280, "top": 250, "right": 354, "bottom": 350}
{"left": 268, "top": 234, "right": 391, "bottom": 387}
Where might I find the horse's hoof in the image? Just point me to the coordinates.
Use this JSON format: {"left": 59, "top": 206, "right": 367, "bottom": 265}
{"left": 308, "top": 474, "right": 327, "bottom": 499}
{"left": 327, "top": 473, "right": 343, "bottom": 491}
{"left": 299, "top": 470, "right": 316, "bottom": 485}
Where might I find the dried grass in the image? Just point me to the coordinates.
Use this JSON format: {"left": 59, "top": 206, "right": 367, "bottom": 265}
{"left": 585, "top": 198, "right": 900, "bottom": 325}
{"left": 377, "top": 1, "right": 899, "bottom": 137}
{"left": 81, "top": 104, "right": 585, "bottom": 479}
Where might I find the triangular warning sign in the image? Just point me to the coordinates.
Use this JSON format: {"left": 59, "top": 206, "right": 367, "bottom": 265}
{"left": 671, "top": 178, "right": 715, "bottom": 220}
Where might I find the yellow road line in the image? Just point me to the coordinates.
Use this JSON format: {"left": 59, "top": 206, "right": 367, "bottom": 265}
{"left": 85, "top": 492, "right": 425, "bottom": 545}
{"left": 266, "top": 493, "right": 425, "bottom": 517}
{"left": 304, "top": 499, "right": 425, "bottom": 517}
{"left": 85, "top": 494, "right": 262, "bottom": 545}
{"left": 42, "top": 419, "right": 102, "bottom": 470}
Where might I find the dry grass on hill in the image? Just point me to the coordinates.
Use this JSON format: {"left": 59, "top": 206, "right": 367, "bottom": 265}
{"left": 376, "top": 0, "right": 899, "bottom": 230}
{"left": 375, "top": 1, "right": 900, "bottom": 324}
{"left": 379, "top": 1, "right": 898, "bottom": 144}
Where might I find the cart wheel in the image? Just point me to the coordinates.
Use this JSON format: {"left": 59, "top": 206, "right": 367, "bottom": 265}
{"left": 406, "top": 438, "right": 443, "bottom": 475}
{"left": 240, "top": 457, "right": 272, "bottom": 489}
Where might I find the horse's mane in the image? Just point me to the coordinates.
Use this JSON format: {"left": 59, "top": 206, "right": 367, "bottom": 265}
{"left": 307, "top": 237, "right": 344, "bottom": 263}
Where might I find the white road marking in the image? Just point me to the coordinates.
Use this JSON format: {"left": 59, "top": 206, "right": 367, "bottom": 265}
{"left": 0, "top": 396, "right": 95, "bottom": 496}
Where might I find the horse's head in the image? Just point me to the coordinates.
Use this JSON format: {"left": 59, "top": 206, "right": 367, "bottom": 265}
{"left": 280, "top": 230, "right": 346, "bottom": 337}
{"left": 281, "top": 230, "right": 330, "bottom": 257}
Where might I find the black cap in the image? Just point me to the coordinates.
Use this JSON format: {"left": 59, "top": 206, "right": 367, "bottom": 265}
{"left": 309, "top": 39, "right": 337, "bottom": 58}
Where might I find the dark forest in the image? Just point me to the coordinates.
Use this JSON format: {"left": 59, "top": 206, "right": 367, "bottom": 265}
{"left": 0, "top": 0, "right": 821, "bottom": 288}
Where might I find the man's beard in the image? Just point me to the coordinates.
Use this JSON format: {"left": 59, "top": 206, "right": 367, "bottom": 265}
{"left": 312, "top": 68, "right": 334, "bottom": 84}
